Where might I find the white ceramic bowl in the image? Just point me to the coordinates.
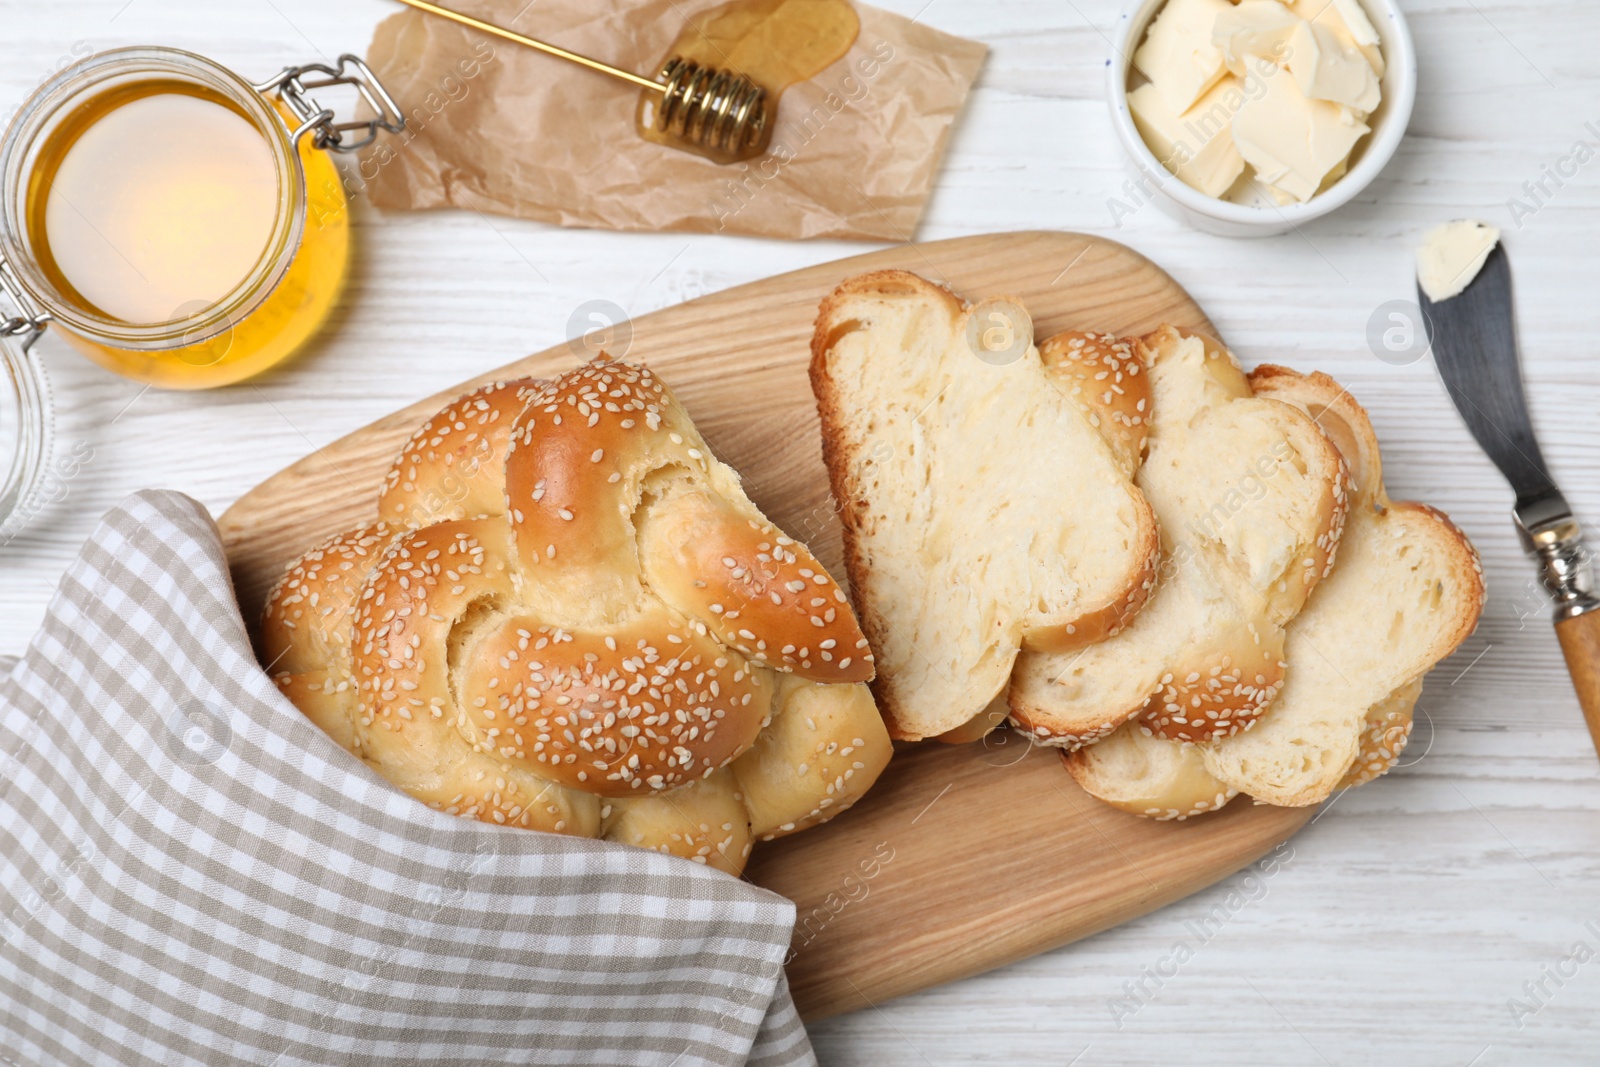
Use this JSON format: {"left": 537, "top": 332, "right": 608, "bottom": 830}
{"left": 1106, "top": 0, "right": 1416, "bottom": 237}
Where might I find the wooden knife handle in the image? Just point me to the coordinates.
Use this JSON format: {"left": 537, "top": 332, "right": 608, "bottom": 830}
{"left": 1555, "top": 610, "right": 1600, "bottom": 760}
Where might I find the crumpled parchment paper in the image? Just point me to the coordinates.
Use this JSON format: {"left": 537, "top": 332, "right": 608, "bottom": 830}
{"left": 357, "top": 0, "right": 987, "bottom": 240}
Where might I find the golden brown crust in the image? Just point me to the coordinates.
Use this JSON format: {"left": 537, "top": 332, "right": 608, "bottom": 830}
{"left": 379, "top": 378, "right": 542, "bottom": 528}
{"left": 1037, "top": 331, "right": 1150, "bottom": 477}
{"left": 600, "top": 769, "right": 752, "bottom": 875}
{"left": 502, "top": 361, "right": 874, "bottom": 684}
{"left": 734, "top": 676, "right": 893, "bottom": 837}
{"left": 261, "top": 522, "right": 402, "bottom": 678}
{"left": 342, "top": 518, "right": 603, "bottom": 835}
{"left": 1139, "top": 622, "right": 1287, "bottom": 743}
{"left": 347, "top": 519, "right": 515, "bottom": 768}
{"left": 272, "top": 669, "right": 358, "bottom": 753}
{"left": 503, "top": 365, "right": 686, "bottom": 605}
{"left": 637, "top": 486, "right": 874, "bottom": 684}
{"left": 1338, "top": 677, "right": 1423, "bottom": 789}
{"left": 460, "top": 608, "right": 769, "bottom": 798}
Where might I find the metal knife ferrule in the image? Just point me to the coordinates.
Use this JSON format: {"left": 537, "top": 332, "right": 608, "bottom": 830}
{"left": 1516, "top": 505, "right": 1600, "bottom": 621}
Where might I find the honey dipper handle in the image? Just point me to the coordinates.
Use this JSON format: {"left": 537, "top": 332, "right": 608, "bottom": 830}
{"left": 389, "top": 0, "right": 666, "bottom": 93}
{"left": 1556, "top": 611, "right": 1600, "bottom": 762}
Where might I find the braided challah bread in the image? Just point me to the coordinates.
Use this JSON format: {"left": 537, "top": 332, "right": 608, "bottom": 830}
{"left": 263, "top": 360, "right": 892, "bottom": 874}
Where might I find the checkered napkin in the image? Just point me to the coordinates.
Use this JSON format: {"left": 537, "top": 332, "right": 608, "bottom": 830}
{"left": 0, "top": 490, "right": 814, "bottom": 1067}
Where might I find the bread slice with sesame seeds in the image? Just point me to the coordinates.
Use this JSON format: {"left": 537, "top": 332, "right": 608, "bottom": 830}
{"left": 1009, "top": 328, "right": 1350, "bottom": 749}
{"left": 1193, "top": 367, "right": 1485, "bottom": 806}
{"left": 1057, "top": 721, "right": 1239, "bottom": 822}
{"left": 1060, "top": 672, "right": 1425, "bottom": 820}
{"left": 810, "top": 271, "right": 1160, "bottom": 742}
{"left": 1065, "top": 368, "right": 1485, "bottom": 815}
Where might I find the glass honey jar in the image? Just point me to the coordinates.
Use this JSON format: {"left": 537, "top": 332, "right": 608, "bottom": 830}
{"left": 0, "top": 47, "right": 403, "bottom": 391}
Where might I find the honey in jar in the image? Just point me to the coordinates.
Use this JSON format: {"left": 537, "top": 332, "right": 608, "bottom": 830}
{"left": 0, "top": 48, "right": 400, "bottom": 389}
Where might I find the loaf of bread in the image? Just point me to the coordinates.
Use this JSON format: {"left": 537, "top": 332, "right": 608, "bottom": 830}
{"left": 1010, "top": 327, "right": 1349, "bottom": 747}
{"left": 1065, "top": 367, "right": 1485, "bottom": 815}
{"left": 810, "top": 271, "right": 1159, "bottom": 741}
{"left": 263, "top": 360, "right": 893, "bottom": 874}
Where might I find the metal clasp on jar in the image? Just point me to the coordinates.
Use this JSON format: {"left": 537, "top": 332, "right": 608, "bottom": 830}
{"left": 0, "top": 254, "right": 50, "bottom": 348}
{"left": 253, "top": 54, "right": 406, "bottom": 153}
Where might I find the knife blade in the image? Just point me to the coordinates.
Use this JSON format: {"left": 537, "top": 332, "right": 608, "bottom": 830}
{"left": 1421, "top": 248, "right": 1557, "bottom": 505}
{"left": 1421, "top": 242, "right": 1600, "bottom": 759}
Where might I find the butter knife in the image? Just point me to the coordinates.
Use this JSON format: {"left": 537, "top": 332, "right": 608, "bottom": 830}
{"left": 1420, "top": 244, "right": 1600, "bottom": 758}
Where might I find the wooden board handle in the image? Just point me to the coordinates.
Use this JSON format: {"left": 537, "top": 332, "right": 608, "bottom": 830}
{"left": 1555, "top": 610, "right": 1600, "bottom": 760}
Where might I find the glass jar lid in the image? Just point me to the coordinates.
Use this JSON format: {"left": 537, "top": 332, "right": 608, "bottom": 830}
{"left": 0, "top": 334, "right": 51, "bottom": 543}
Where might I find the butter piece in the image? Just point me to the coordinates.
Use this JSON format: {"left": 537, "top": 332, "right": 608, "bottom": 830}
{"left": 1129, "top": 78, "right": 1247, "bottom": 198}
{"left": 1222, "top": 170, "right": 1256, "bottom": 205}
{"left": 1214, "top": 0, "right": 1300, "bottom": 75}
{"left": 1286, "top": 20, "right": 1381, "bottom": 113}
{"left": 1133, "top": 0, "right": 1233, "bottom": 114}
{"left": 1304, "top": 0, "right": 1381, "bottom": 46}
{"left": 1220, "top": 172, "right": 1284, "bottom": 207}
{"left": 1231, "top": 73, "right": 1370, "bottom": 202}
{"left": 1359, "top": 39, "right": 1385, "bottom": 77}
{"left": 1417, "top": 220, "right": 1501, "bottom": 302}
{"left": 1262, "top": 181, "right": 1299, "bottom": 206}
{"left": 1286, "top": 0, "right": 1385, "bottom": 75}
{"left": 1226, "top": 168, "right": 1338, "bottom": 206}
{"left": 1331, "top": 0, "right": 1381, "bottom": 46}
{"left": 1317, "top": 152, "right": 1349, "bottom": 194}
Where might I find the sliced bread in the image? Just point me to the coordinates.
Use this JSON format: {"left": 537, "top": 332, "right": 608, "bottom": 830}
{"left": 1011, "top": 328, "right": 1349, "bottom": 747}
{"left": 1060, "top": 675, "right": 1422, "bottom": 820}
{"left": 810, "top": 271, "right": 1159, "bottom": 741}
{"left": 1059, "top": 721, "right": 1239, "bottom": 821}
{"left": 1066, "top": 367, "right": 1485, "bottom": 813}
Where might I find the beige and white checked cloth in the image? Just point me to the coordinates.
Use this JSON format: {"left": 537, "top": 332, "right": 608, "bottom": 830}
{"left": 0, "top": 491, "right": 815, "bottom": 1067}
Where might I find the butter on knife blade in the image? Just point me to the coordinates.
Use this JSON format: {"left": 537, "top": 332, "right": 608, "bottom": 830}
{"left": 1417, "top": 220, "right": 1501, "bottom": 303}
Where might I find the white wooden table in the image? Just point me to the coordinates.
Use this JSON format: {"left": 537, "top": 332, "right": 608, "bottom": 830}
{"left": 4, "top": 0, "right": 1598, "bottom": 1063}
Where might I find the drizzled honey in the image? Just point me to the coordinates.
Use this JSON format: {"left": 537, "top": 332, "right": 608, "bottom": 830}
{"left": 636, "top": 0, "right": 860, "bottom": 163}
{"left": 22, "top": 80, "right": 348, "bottom": 388}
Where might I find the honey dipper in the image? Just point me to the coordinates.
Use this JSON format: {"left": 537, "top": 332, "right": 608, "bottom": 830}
{"left": 390, "top": 0, "right": 770, "bottom": 159}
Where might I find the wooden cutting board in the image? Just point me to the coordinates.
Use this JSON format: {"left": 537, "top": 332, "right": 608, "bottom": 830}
{"left": 219, "top": 231, "right": 1314, "bottom": 1021}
